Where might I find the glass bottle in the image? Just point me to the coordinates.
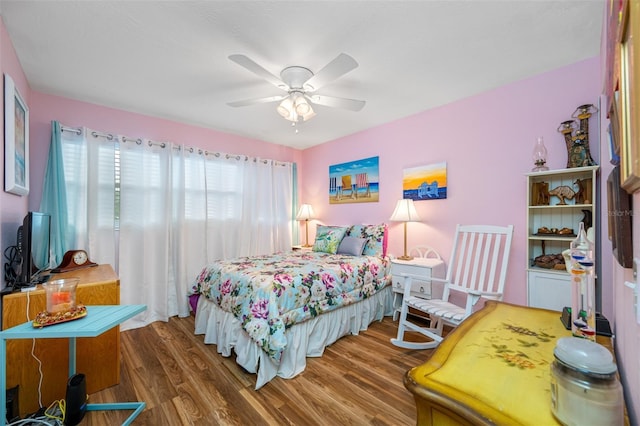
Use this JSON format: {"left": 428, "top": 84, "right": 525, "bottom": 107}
{"left": 569, "top": 221, "right": 596, "bottom": 341}
{"left": 532, "top": 136, "right": 549, "bottom": 172}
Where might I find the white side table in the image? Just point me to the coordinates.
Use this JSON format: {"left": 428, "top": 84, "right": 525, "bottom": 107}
{"left": 390, "top": 257, "right": 445, "bottom": 320}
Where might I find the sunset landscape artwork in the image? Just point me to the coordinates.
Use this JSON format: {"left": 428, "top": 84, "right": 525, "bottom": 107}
{"left": 402, "top": 162, "right": 447, "bottom": 201}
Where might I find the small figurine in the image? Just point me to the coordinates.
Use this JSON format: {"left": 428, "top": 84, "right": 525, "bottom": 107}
{"left": 574, "top": 179, "right": 585, "bottom": 204}
{"left": 581, "top": 209, "right": 593, "bottom": 230}
{"left": 548, "top": 185, "right": 576, "bottom": 205}
{"left": 532, "top": 181, "right": 550, "bottom": 206}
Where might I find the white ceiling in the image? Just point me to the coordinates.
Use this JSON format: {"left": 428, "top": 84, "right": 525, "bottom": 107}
{"left": 0, "top": 1, "right": 603, "bottom": 150}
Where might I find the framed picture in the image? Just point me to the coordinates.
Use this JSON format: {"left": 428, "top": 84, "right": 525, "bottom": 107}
{"left": 4, "top": 73, "right": 29, "bottom": 196}
{"left": 608, "top": 91, "right": 621, "bottom": 166}
{"left": 607, "top": 166, "right": 633, "bottom": 268}
{"left": 402, "top": 162, "right": 447, "bottom": 201}
{"left": 329, "top": 156, "right": 379, "bottom": 204}
{"left": 619, "top": 0, "right": 640, "bottom": 193}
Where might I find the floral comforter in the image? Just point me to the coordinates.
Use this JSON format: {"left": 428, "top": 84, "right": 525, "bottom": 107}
{"left": 190, "top": 250, "right": 390, "bottom": 362}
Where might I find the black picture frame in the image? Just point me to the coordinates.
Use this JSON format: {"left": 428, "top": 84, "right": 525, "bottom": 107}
{"left": 607, "top": 166, "right": 633, "bottom": 268}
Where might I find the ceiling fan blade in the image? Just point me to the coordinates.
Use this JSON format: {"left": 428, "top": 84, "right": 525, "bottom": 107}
{"left": 308, "top": 94, "right": 365, "bottom": 112}
{"left": 303, "top": 53, "right": 359, "bottom": 91}
{"left": 229, "top": 54, "right": 288, "bottom": 90}
{"left": 227, "top": 95, "right": 287, "bottom": 107}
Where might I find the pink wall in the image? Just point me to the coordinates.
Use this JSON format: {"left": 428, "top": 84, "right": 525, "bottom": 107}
{"left": 299, "top": 57, "right": 602, "bottom": 307}
{"left": 28, "top": 92, "right": 302, "bottom": 211}
{"left": 0, "top": 17, "right": 31, "bottom": 276}
{"left": 600, "top": 2, "right": 640, "bottom": 420}
{"left": 613, "top": 255, "right": 640, "bottom": 423}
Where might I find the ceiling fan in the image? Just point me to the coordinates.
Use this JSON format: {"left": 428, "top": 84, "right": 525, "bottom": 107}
{"left": 227, "top": 53, "right": 366, "bottom": 123}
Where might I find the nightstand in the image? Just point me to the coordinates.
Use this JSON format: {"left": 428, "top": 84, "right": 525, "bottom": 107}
{"left": 292, "top": 245, "right": 313, "bottom": 251}
{"left": 390, "top": 257, "right": 445, "bottom": 320}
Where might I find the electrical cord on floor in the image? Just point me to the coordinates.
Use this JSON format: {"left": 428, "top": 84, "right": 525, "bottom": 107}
{"left": 5, "top": 391, "right": 66, "bottom": 426}
{"left": 25, "top": 291, "right": 45, "bottom": 410}
{"left": 6, "top": 418, "right": 62, "bottom": 426}
{"left": 6, "top": 399, "right": 64, "bottom": 425}
{"left": 43, "top": 399, "right": 65, "bottom": 424}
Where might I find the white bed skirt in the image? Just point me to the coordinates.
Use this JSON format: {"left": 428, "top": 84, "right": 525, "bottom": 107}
{"left": 194, "top": 285, "right": 394, "bottom": 389}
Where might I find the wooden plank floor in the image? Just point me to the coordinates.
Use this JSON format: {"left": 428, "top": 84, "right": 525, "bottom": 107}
{"left": 83, "top": 315, "right": 434, "bottom": 425}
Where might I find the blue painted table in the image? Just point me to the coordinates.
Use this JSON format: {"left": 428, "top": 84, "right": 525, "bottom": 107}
{"left": 0, "top": 304, "right": 146, "bottom": 425}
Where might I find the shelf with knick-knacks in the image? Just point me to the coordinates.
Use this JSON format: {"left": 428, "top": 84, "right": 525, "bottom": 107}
{"left": 525, "top": 165, "right": 599, "bottom": 311}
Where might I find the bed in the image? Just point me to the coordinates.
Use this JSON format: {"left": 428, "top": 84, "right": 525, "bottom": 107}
{"left": 189, "top": 224, "right": 394, "bottom": 389}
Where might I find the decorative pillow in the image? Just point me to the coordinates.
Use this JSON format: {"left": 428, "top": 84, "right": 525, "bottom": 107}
{"left": 312, "top": 225, "right": 349, "bottom": 254}
{"left": 347, "top": 224, "right": 388, "bottom": 257}
{"left": 337, "top": 236, "right": 368, "bottom": 256}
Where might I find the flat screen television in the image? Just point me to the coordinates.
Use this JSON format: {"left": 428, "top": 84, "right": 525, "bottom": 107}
{"left": 17, "top": 212, "right": 51, "bottom": 287}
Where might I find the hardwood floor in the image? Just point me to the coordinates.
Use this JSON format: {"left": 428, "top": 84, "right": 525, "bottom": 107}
{"left": 83, "top": 315, "right": 433, "bottom": 425}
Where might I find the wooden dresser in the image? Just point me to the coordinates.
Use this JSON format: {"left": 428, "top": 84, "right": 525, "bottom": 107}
{"left": 1, "top": 264, "right": 120, "bottom": 416}
{"left": 404, "top": 301, "right": 627, "bottom": 425}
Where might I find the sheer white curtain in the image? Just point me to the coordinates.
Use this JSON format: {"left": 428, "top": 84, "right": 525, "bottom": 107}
{"left": 58, "top": 129, "right": 117, "bottom": 266}
{"left": 174, "top": 147, "right": 208, "bottom": 317}
{"left": 119, "top": 146, "right": 293, "bottom": 329}
{"left": 204, "top": 154, "right": 293, "bottom": 259}
{"left": 47, "top": 125, "right": 293, "bottom": 331}
{"left": 118, "top": 138, "right": 174, "bottom": 329}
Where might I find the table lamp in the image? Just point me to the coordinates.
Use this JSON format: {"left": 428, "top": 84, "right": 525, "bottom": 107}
{"left": 296, "top": 204, "right": 315, "bottom": 247}
{"left": 389, "top": 199, "right": 420, "bottom": 260}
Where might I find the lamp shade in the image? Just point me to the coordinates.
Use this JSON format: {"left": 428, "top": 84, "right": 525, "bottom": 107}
{"left": 389, "top": 199, "right": 420, "bottom": 222}
{"left": 293, "top": 94, "right": 312, "bottom": 115}
{"left": 298, "top": 108, "right": 316, "bottom": 122}
{"left": 277, "top": 93, "right": 316, "bottom": 123}
{"left": 277, "top": 97, "right": 295, "bottom": 120}
{"left": 296, "top": 204, "right": 315, "bottom": 220}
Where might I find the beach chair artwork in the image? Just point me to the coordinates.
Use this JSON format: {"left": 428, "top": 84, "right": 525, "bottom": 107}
{"left": 355, "top": 173, "right": 371, "bottom": 198}
{"left": 329, "top": 156, "right": 379, "bottom": 204}
{"left": 330, "top": 176, "right": 340, "bottom": 200}
{"left": 341, "top": 175, "right": 355, "bottom": 199}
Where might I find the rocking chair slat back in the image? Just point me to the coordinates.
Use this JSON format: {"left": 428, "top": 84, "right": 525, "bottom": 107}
{"left": 447, "top": 225, "right": 512, "bottom": 299}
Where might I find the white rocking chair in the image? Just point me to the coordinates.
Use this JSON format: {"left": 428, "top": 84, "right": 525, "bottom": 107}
{"left": 391, "top": 224, "right": 514, "bottom": 350}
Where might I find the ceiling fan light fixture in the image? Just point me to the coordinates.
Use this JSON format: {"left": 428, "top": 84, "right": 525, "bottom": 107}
{"left": 300, "top": 109, "right": 316, "bottom": 122}
{"left": 277, "top": 93, "right": 315, "bottom": 122}
{"left": 293, "top": 94, "right": 312, "bottom": 116}
{"left": 277, "top": 97, "right": 294, "bottom": 119}
{"left": 228, "top": 53, "right": 364, "bottom": 124}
